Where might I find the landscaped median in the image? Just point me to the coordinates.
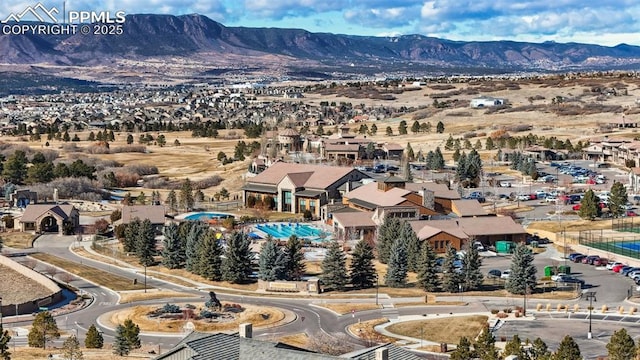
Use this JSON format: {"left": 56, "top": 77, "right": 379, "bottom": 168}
{"left": 100, "top": 302, "right": 289, "bottom": 333}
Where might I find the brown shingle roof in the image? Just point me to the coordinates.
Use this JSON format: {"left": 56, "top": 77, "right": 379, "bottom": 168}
{"left": 332, "top": 211, "right": 376, "bottom": 228}
{"left": 404, "top": 182, "right": 461, "bottom": 200}
{"left": 20, "top": 204, "right": 76, "bottom": 222}
{"left": 451, "top": 199, "right": 488, "bottom": 217}
{"left": 248, "top": 162, "right": 361, "bottom": 189}
{"left": 410, "top": 216, "right": 525, "bottom": 239}
{"left": 122, "top": 205, "right": 166, "bottom": 224}
{"left": 345, "top": 182, "right": 411, "bottom": 207}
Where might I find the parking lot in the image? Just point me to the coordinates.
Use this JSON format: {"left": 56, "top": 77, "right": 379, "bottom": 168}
{"left": 479, "top": 245, "right": 636, "bottom": 305}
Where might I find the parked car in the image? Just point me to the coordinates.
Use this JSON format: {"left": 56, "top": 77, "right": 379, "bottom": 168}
{"left": 583, "top": 255, "right": 600, "bottom": 265}
{"left": 545, "top": 196, "right": 558, "bottom": 203}
{"left": 552, "top": 274, "right": 585, "bottom": 286}
{"left": 613, "top": 263, "right": 627, "bottom": 272}
{"left": 501, "top": 270, "right": 511, "bottom": 279}
{"left": 621, "top": 267, "right": 640, "bottom": 276}
{"left": 607, "top": 261, "right": 624, "bottom": 270}
{"left": 572, "top": 204, "right": 581, "bottom": 211}
{"left": 572, "top": 255, "right": 587, "bottom": 263}
{"left": 592, "top": 258, "right": 608, "bottom": 266}
{"left": 618, "top": 266, "right": 634, "bottom": 275}
{"left": 488, "top": 269, "right": 502, "bottom": 278}
{"left": 567, "top": 253, "right": 584, "bottom": 261}
{"left": 517, "top": 194, "right": 531, "bottom": 201}
{"left": 627, "top": 210, "right": 638, "bottom": 217}
{"left": 499, "top": 181, "right": 512, "bottom": 188}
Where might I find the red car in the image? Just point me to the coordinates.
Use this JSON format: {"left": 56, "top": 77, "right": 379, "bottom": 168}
{"left": 613, "top": 263, "right": 627, "bottom": 272}
{"left": 627, "top": 210, "right": 638, "bottom": 217}
{"left": 592, "top": 258, "right": 608, "bottom": 266}
{"left": 572, "top": 204, "right": 581, "bottom": 211}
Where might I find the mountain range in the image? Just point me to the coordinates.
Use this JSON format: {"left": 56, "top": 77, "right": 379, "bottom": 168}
{"left": 3, "top": 13, "right": 640, "bottom": 75}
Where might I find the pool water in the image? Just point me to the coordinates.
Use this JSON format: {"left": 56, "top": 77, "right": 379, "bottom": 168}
{"left": 255, "top": 223, "right": 327, "bottom": 240}
{"left": 184, "top": 212, "right": 234, "bottom": 221}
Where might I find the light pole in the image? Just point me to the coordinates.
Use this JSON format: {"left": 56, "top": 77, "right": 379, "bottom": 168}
{"left": 563, "top": 227, "right": 567, "bottom": 269}
{"left": 0, "top": 296, "right": 3, "bottom": 327}
{"left": 144, "top": 265, "right": 147, "bottom": 293}
{"left": 374, "top": 274, "right": 379, "bottom": 306}
{"left": 523, "top": 285, "right": 527, "bottom": 317}
{"left": 585, "top": 291, "right": 597, "bottom": 339}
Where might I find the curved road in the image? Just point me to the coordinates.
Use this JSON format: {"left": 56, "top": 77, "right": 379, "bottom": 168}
{"left": 3, "top": 235, "right": 494, "bottom": 353}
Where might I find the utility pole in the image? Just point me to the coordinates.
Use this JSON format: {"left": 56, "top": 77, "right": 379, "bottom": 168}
{"left": 144, "top": 265, "right": 147, "bottom": 293}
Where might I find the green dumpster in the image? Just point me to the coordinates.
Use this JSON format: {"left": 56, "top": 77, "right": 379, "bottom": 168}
{"left": 544, "top": 266, "right": 555, "bottom": 277}
{"left": 558, "top": 265, "right": 571, "bottom": 274}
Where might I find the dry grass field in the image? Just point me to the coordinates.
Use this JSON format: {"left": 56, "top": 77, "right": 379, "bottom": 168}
{"left": 385, "top": 315, "right": 489, "bottom": 344}
{"left": 11, "top": 347, "right": 154, "bottom": 360}
{"left": 30, "top": 253, "right": 149, "bottom": 291}
{"left": 315, "top": 303, "right": 381, "bottom": 314}
{"left": 0, "top": 263, "right": 56, "bottom": 304}
{"left": 1, "top": 232, "right": 36, "bottom": 249}
{"left": 118, "top": 290, "right": 199, "bottom": 304}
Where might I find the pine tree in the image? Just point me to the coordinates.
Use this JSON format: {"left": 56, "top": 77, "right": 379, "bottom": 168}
{"left": 179, "top": 178, "right": 194, "bottom": 211}
{"left": 486, "top": 137, "right": 495, "bottom": 150}
{"left": 609, "top": 181, "right": 628, "bottom": 218}
{"left": 321, "top": 241, "right": 348, "bottom": 291}
{"left": 405, "top": 142, "right": 414, "bottom": 160}
{"left": 385, "top": 239, "right": 408, "bottom": 288}
{"left": 398, "top": 120, "right": 408, "bottom": 135}
{"left": 506, "top": 243, "right": 537, "bottom": 295}
{"left": 122, "top": 219, "right": 140, "bottom": 253}
{"left": 166, "top": 190, "right": 178, "bottom": 212}
{"left": 136, "top": 219, "right": 156, "bottom": 266}
{"left": 222, "top": 232, "right": 254, "bottom": 284}
{"left": 385, "top": 126, "right": 393, "bottom": 136}
{"left": 284, "top": 235, "right": 306, "bottom": 281}
{"left": 122, "top": 319, "right": 141, "bottom": 350}
{"left": 552, "top": 335, "right": 581, "bottom": 360}
{"left": 350, "top": 239, "right": 376, "bottom": 289}
{"left": 113, "top": 325, "right": 130, "bottom": 356}
{"left": 607, "top": 328, "right": 636, "bottom": 360}
{"left": 402, "top": 160, "right": 413, "bottom": 182}
{"left": 450, "top": 337, "right": 476, "bottom": 360}
{"left": 185, "top": 222, "right": 207, "bottom": 273}
{"left": 62, "top": 335, "right": 83, "bottom": 360}
{"left": 417, "top": 241, "right": 440, "bottom": 292}
{"left": 0, "top": 324, "right": 11, "bottom": 360}
{"left": 161, "top": 223, "right": 183, "bottom": 269}
{"left": 28, "top": 311, "right": 60, "bottom": 349}
{"left": 475, "top": 327, "right": 500, "bottom": 360}
{"left": 258, "top": 238, "right": 286, "bottom": 281}
{"left": 411, "top": 121, "right": 421, "bottom": 134}
{"left": 370, "top": 123, "right": 377, "bottom": 135}
{"left": 529, "top": 337, "right": 551, "bottom": 360}
{"left": 377, "top": 217, "right": 401, "bottom": 264}
{"left": 2, "top": 150, "right": 28, "bottom": 184}
{"left": 84, "top": 324, "right": 103, "bottom": 349}
{"left": 400, "top": 221, "right": 421, "bottom": 272}
{"left": 504, "top": 334, "right": 527, "bottom": 359}
{"left": 445, "top": 134, "right": 455, "bottom": 150}
{"left": 198, "top": 229, "right": 224, "bottom": 281}
{"left": 436, "top": 121, "right": 445, "bottom": 133}
{"left": 461, "top": 243, "right": 483, "bottom": 291}
{"left": 441, "top": 244, "right": 461, "bottom": 293}
{"left": 579, "top": 189, "right": 600, "bottom": 220}
{"left": 434, "top": 147, "right": 445, "bottom": 169}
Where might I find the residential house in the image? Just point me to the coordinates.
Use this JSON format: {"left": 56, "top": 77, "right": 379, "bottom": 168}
{"left": 382, "top": 143, "right": 404, "bottom": 160}
{"left": 242, "top": 162, "right": 370, "bottom": 219}
{"left": 120, "top": 205, "right": 167, "bottom": 231}
{"left": 19, "top": 204, "right": 79, "bottom": 235}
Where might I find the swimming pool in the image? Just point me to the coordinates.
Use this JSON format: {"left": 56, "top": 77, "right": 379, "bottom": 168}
{"left": 183, "top": 212, "right": 234, "bottom": 221}
{"left": 254, "top": 223, "right": 328, "bottom": 240}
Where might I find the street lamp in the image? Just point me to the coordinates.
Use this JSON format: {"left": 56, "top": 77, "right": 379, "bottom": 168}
{"left": 0, "top": 296, "right": 3, "bottom": 327}
{"left": 144, "top": 265, "right": 147, "bottom": 293}
{"left": 585, "top": 291, "right": 597, "bottom": 339}
{"left": 374, "top": 274, "right": 379, "bottom": 306}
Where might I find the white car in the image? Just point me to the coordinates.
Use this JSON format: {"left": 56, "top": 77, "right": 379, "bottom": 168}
{"left": 500, "top": 270, "right": 511, "bottom": 279}
{"left": 545, "top": 196, "right": 558, "bottom": 203}
{"left": 500, "top": 181, "right": 512, "bottom": 188}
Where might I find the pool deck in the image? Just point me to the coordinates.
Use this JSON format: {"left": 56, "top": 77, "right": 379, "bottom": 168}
{"left": 175, "top": 211, "right": 235, "bottom": 220}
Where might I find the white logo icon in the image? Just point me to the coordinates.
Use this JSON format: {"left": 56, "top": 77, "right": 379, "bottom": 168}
{"left": 2, "top": 2, "right": 60, "bottom": 23}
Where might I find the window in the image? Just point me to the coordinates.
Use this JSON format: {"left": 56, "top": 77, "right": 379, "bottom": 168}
{"left": 282, "top": 191, "right": 292, "bottom": 212}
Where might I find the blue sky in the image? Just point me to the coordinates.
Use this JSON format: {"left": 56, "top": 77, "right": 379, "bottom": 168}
{"left": 3, "top": 0, "right": 640, "bottom": 46}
